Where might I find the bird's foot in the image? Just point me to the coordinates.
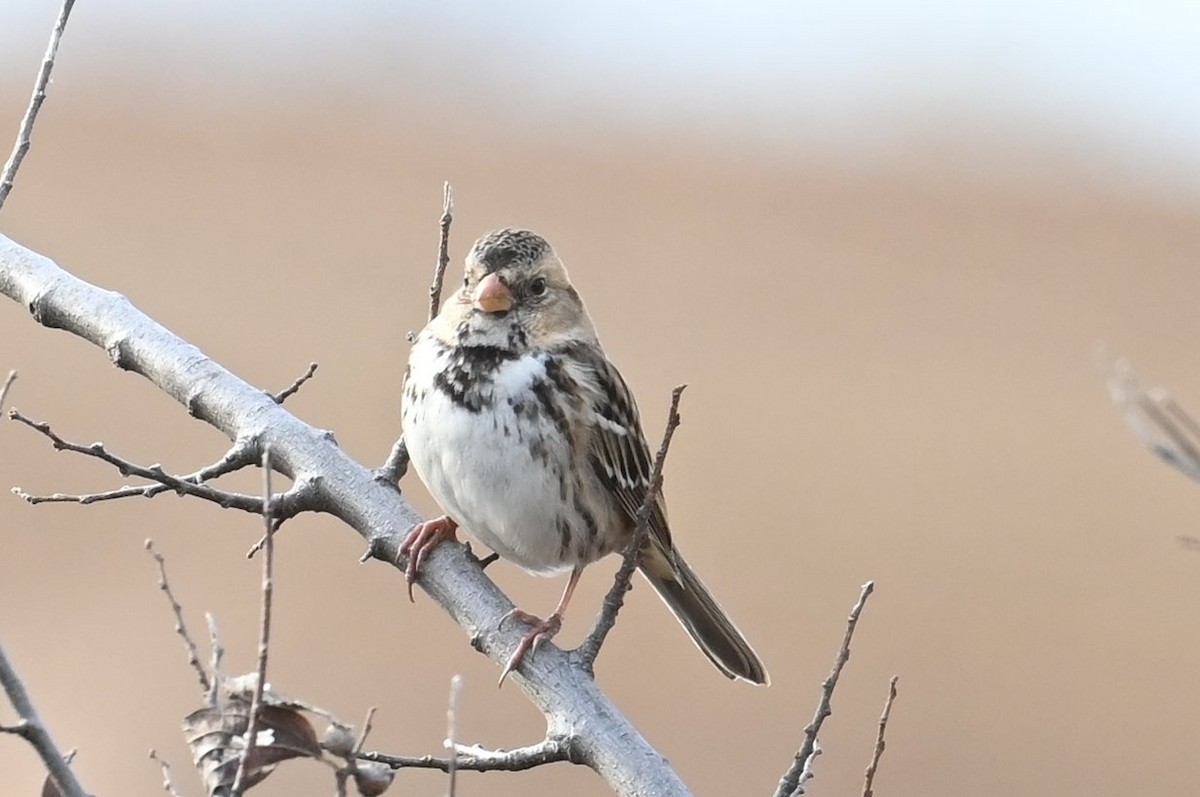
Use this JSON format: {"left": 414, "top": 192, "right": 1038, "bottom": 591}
{"left": 497, "top": 609, "right": 563, "bottom": 686}
{"left": 398, "top": 515, "right": 459, "bottom": 602}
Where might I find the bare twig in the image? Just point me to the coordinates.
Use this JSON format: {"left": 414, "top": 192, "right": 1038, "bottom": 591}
{"left": 576, "top": 385, "right": 686, "bottom": 670}
{"left": 204, "top": 613, "right": 224, "bottom": 706}
{"left": 11, "top": 438, "right": 259, "bottom": 505}
{"left": 0, "top": 369, "right": 15, "bottom": 411}
{"left": 0, "top": 643, "right": 88, "bottom": 797}
{"left": 773, "top": 581, "right": 876, "bottom": 797}
{"left": 797, "top": 741, "right": 820, "bottom": 792}
{"left": 148, "top": 748, "right": 186, "bottom": 797}
{"left": 9, "top": 411, "right": 321, "bottom": 522}
{"left": 361, "top": 736, "right": 578, "bottom": 773}
{"left": 272, "top": 362, "right": 318, "bottom": 404}
{"left": 428, "top": 182, "right": 454, "bottom": 322}
{"left": 862, "top": 676, "right": 899, "bottom": 797}
{"left": 1101, "top": 350, "right": 1200, "bottom": 482}
{"left": 0, "top": 0, "right": 77, "bottom": 212}
{"left": 145, "top": 539, "right": 210, "bottom": 694}
{"left": 446, "top": 675, "right": 463, "bottom": 796}
{"left": 229, "top": 446, "right": 277, "bottom": 796}
{"left": 353, "top": 706, "right": 377, "bottom": 754}
{"left": 9, "top": 409, "right": 270, "bottom": 510}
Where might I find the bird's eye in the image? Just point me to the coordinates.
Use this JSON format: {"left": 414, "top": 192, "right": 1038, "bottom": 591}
{"left": 529, "top": 277, "right": 547, "bottom": 297}
{"left": 463, "top": 275, "right": 470, "bottom": 288}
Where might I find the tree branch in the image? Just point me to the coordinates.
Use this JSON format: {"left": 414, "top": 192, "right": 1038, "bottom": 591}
{"left": 9, "top": 408, "right": 320, "bottom": 519}
{"left": 0, "top": 644, "right": 88, "bottom": 797}
{"left": 361, "top": 736, "right": 579, "bottom": 773}
{"left": 774, "top": 581, "right": 876, "bottom": 797}
{"left": 0, "top": 234, "right": 691, "bottom": 795}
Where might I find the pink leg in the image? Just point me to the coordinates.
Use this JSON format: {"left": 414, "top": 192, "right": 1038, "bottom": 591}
{"left": 399, "top": 515, "right": 459, "bottom": 602}
{"left": 497, "top": 567, "right": 583, "bottom": 686}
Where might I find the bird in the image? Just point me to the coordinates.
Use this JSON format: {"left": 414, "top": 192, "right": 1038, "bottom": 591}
{"left": 399, "top": 228, "right": 768, "bottom": 686}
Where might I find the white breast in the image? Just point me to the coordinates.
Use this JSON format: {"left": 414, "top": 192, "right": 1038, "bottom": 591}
{"left": 402, "top": 340, "right": 579, "bottom": 573}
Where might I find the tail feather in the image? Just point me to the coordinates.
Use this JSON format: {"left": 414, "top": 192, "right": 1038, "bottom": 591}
{"left": 640, "top": 550, "right": 769, "bottom": 685}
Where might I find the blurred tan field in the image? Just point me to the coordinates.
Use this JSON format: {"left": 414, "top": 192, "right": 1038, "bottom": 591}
{"left": 3, "top": 28, "right": 1200, "bottom": 797}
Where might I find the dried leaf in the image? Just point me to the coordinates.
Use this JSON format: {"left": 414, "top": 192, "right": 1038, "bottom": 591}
{"left": 40, "top": 775, "right": 62, "bottom": 797}
{"left": 183, "top": 695, "right": 321, "bottom": 794}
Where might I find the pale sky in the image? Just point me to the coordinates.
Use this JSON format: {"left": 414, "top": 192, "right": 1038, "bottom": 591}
{"left": 4, "top": 1, "right": 1200, "bottom": 194}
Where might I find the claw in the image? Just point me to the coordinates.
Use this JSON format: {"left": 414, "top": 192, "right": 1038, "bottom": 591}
{"left": 495, "top": 567, "right": 582, "bottom": 685}
{"left": 398, "top": 515, "right": 458, "bottom": 602}
{"left": 497, "top": 610, "right": 563, "bottom": 686}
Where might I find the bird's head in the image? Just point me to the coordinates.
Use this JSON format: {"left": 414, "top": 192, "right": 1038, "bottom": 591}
{"left": 442, "top": 228, "right": 596, "bottom": 350}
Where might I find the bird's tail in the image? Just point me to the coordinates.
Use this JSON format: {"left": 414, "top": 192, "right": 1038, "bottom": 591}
{"left": 640, "top": 548, "right": 769, "bottom": 685}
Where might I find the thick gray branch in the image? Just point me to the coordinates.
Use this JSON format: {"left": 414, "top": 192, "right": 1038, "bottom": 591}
{"left": 0, "top": 233, "right": 689, "bottom": 796}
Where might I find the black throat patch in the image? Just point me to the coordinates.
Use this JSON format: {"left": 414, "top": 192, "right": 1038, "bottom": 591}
{"left": 433, "top": 344, "right": 521, "bottom": 412}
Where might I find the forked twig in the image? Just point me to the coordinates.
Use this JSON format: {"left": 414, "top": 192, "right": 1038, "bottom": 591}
{"left": 773, "top": 581, "right": 876, "bottom": 797}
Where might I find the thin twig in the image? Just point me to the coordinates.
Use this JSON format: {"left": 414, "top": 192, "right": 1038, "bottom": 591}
{"left": 230, "top": 445, "right": 277, "bottom": 796}
{"left": 148, "top": 749, "right": 186, "bottom": 797}
{"left": 11, "top": 439, "right": 259, "bottom": 505}
{"left": 272, "top": 362, "right": 318, "bottom": 404}
{"left": 8, "top": 409, "right": 271, "bottom": 511}
{"left": 204, "top": 613, "right": 224, "bottom": 706}
{"left": 145, "top": 539, "right": 210, "bottom": 695}
{"left": 0, "top": 0, "right": 77, "bottom": 212}
{"left": 0, "top": 370, "right": 15, "bottom": 411}
{"left": 576, "top": 385, "right": 686, "bottom": 670}
{"left": 445, "top": 675, "right": 463, "bottom": 797}
{"left": 9, "top": 411, "right": 320, "bottom": 522}
{"left": 353, "top": 706, "right": 377, "bottom": 754}
{"left": 862, "top": 676, "right": 899, "bottom": 797}
{"left": 428, "top": 182, "right": 454, "bottom": 322}
{"left": 0, "top": 643, "right": 88, "bottom": 797}
{"left": 1101, "top": 351, "right": 1200, "bottom": 481}
{"left": 360, "top": 736, "right": 577, "bottom": 773}
{"left": 773, "top": 581, "right": 876, "bottom": 797}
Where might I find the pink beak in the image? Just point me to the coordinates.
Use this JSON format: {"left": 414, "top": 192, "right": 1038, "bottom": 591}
{"left": 473, "top": 273, "right": 513, "bottom": 314}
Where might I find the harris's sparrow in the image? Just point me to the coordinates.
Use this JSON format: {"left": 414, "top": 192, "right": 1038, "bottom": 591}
{"left": 400, "top": 228, "right": 768, "bottom": 685}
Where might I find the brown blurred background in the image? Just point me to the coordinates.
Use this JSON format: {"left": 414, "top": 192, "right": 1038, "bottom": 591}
{"left": 3, "top": 2, "right": 1200, "bottom": 795}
